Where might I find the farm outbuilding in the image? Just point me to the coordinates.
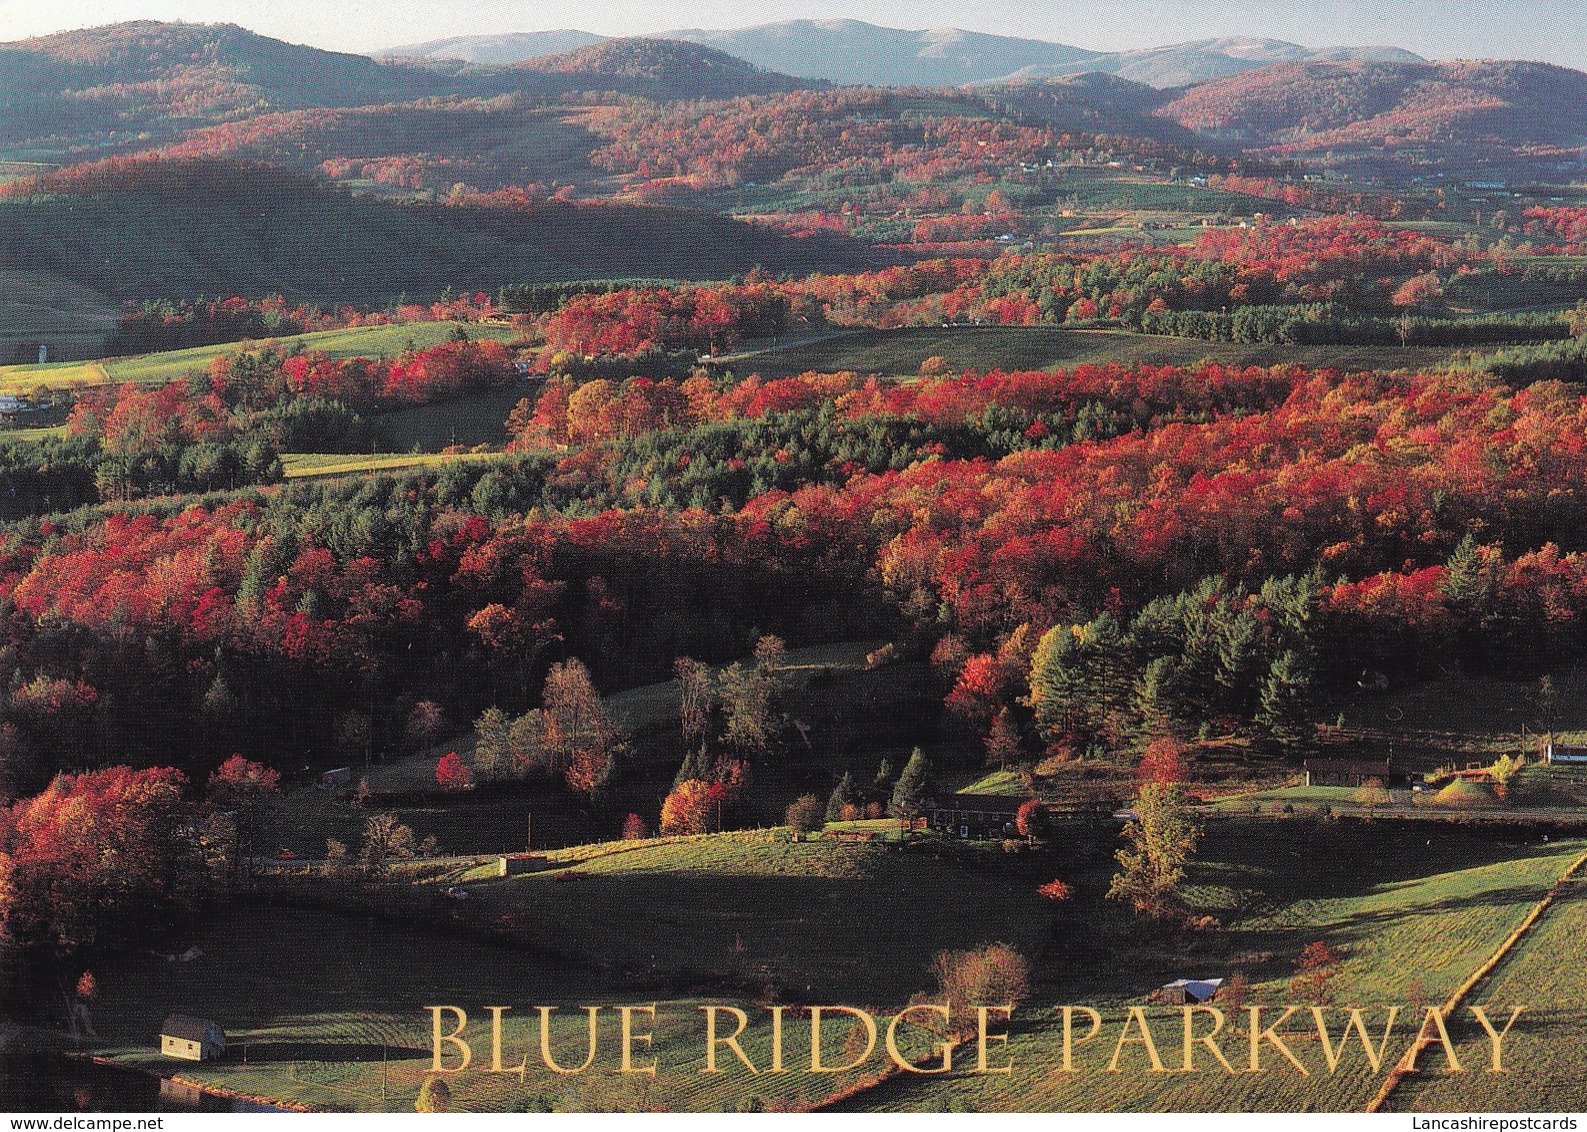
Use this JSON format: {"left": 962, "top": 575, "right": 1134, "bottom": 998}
{"left": 160, "top": 1015, "right": 226, "bottom": 1061}
{"left": 498, "top": 853, "right": 546, "bottom": 877}
{"left": 1155, "top": 978, "right": 1223, "bottom": 1005}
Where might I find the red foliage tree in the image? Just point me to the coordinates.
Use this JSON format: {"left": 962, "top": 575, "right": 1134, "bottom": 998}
{"left": 435, "top": 751, "right": 473, "bottom": 792}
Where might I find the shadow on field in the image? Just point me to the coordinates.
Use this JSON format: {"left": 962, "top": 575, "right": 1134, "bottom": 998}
{"left": 240, "top": 1042, "right": 430, "bottom": 1063}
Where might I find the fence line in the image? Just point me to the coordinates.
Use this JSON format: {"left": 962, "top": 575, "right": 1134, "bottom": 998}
{"left": 1365, "top": 845, "right": 1587, "bottom": 1113}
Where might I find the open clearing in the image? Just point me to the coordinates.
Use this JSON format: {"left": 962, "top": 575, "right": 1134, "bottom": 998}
{"left": 89, "top": 822, "right": 1587, "bottom": 1112}
{"left": 842, "top": 825, "right": 1585, "bottom": 1112}
{"left": 1396, "top": 863, "right": 1587, "bottom": 1111}
{"left": 716, "top": 327, "right": 1464, "bottom": 381}
{"left": 0, "top": 322, "right": 521, "bottom": 395}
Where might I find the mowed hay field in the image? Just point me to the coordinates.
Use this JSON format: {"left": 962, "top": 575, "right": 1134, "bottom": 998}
{"left": 0, "top": 268, "right": 120, "bottom": 363}
{"left": 722, "top": 328, "right": 1464, "bottom": 382}
{"left": 843, "top": 825, "right": 1586, "bottom": 1112}
{"left": 91, "top": 906, "right": 934, "bottom": 1112}
{"left": 452, "top": 829, "right": 1049, "bottom": 1005}
{"left": 87, "top": 823, "right": 1587, "bottom": 1112}
{"left": 94, "top": 832, "right": 1015, "bottom": 1112}
{"left": 375, "top": 385, "right": 533, "bottom": 451}
{"left": 1395, "top": 869, "right": 1587, "bottom": 1112}
{"left": 280, "top": 452, "right": 510, "bottom": 480}
{"left": 0, "top": 322, "right": 521, "bottom": 395}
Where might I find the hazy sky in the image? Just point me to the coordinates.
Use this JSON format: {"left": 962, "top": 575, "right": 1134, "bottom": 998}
{"left": 2, "top": 0, "right": 1585, "bottom": 68}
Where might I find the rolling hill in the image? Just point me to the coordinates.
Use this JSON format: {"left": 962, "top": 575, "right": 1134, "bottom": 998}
{"left": 148, "top": 96, "right": 605, "bottom": 193}
{"left": 1157, "top": 58, "right": 1587, "bottom": 170}
{"left": 381, "top": 29, "right": 605, "bottom": 65}
{"left": 980, "top": 73, "right": 1198, "bottom": 146}
{"left": 0, "top": 21, "right": 446, "bottom": 152}
{"left": 481, "top": 37, "right": 815, "bottom": 99}
{"left": 0, "top": 158, "right": 881, "bottom": 306}
{"left": 388, "top": 19, "right": 1422, "bottom": 90}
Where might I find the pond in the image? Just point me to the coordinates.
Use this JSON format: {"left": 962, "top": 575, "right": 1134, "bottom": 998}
{"left": 0, "top": 1051, "right": 283, "bottom": 1113}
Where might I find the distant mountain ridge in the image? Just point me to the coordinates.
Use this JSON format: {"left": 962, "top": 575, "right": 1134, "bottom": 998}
{"left": 662, "top": 20, "right": 1101, "bottom": 87}
{"left": 492, "top": 38, "right": 813, "bottom": 98}
{"left": 0, "top": 25, "right": 813, "bottom": 152}
{"left": 383, "top": 19, "right": 1423, "bottom": 89}
{"left": 1007, "top": 36, "right": 1425, "bottom": 88}
{"left": 380, "top": 29, "right": 604, "bottom": 65}
{"left": 1157, "top": 58, "right": 1587, "bottom": 169}
{"left": 0, "top": 20, "right": 446, "bottom": 150}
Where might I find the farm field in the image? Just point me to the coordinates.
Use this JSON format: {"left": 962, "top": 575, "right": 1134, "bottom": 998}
{"left": 1329, "top": 669, "right": 1583, "bottom": 772}
{"left": 452, "top": 829, "right": 1050, "bottom": 1003}
{"left": 842, "top": 826, "right": 1586, "bottom": 1112}
{"left": 280, "top": 452, "right": 507, "bottom": 480}
{"left": 0, "top": 322, "right": 522, "bottom": 395}
{"left": 1396, "top": 860, "right": 1587, "bottom": 1111}
{"left": 719, "top": 327, "right": 1465, "bottom": 381}
{"left": 374, "top": 385, "right": 535, "bottom": 451}
{"left": 91, "top": 822, "right": 1587, "bottom": 1113}
{"left": 0, "top": 268, "right": 121, "bottom": 364}
{"left": 89, "top": 904, "right": 930, "bottom": 1113}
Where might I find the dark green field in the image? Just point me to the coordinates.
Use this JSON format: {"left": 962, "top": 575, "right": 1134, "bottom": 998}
{"left": 84, "top": 820, "right": 1587, "bottom": 1112}
{"left": 719, "top": 327, "right": 1464, "bottom": 380}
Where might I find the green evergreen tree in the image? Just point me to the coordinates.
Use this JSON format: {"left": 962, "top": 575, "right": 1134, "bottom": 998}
{"left": 1257, "top": 648, "right": 1318, "bottom": 749}
{"left": 1029, "top": 612, "right": 1128, "bottom": 744}
{"left": 890, "top": 748, "right": 933, "bottom": 824}
{"left": 826, "top": 770, "right": 857, "bottom": 821}
{"left": 1132, "top": 655, "right": 1179, "bottom": 743}
{"left": 673, "top": 746, "right": 711, "bottom": 789}
{"left": 1214, "top": 608, "right": 1262, "bottom": 709}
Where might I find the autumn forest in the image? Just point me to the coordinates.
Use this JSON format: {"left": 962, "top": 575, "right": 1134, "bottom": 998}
{"left": 2, "top": 13, "right": 1587, "bottom": 1115}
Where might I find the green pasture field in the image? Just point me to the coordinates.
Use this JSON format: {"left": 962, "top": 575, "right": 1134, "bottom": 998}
{"left": 280, "top": 452, "right": 508, "bottom": 480}
{"left": 89, "top": 904, "right": 933, "bottom": 1112}
{"left": 843, "top": 827, "right": 1586, "bottom": 1112}
{"left": 1395, "top": 866, "right": 1587, "bottom": 1110}
{"left": 1330, "top": 669, "right": 1582, "bottom": 772}
{"left": 0, "top": 268, "right": 120, "bottom": 363}
{"left": 0, "top": 322, "right": 521, "bottom": 395}
{"left": 92, "top": 821, "right": 1587, "bottom": 1112}
{"left": 451, "top": 828, "right": 1050, "bottom": 1004}
{"left": 374, "top": 385, "right": 534, "bottom": 452}
{"left": 718, "top": 327, "right": 1462, "bottom": 381}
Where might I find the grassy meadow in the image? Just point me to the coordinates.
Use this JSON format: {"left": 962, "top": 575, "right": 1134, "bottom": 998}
{"left": 843, "top": 826, "right": 1586, "bottom": 1112}
{"left": 87, "top": 820, "right": 1587, "bottom": 1112}
{"left": 0, "top": 322, "right": 522, "bottom": 395}
{"left": 1396, "top": 866, "right": 1587, "bottom": 1111}
{"left": 719, "top": 327, "right": 1465, "bottom": 382}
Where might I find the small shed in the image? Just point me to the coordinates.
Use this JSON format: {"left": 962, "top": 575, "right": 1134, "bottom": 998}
{"left": 498, "top": 853, "right": 545, "bottom": 877}
{"left": 1155, "top": 978, "right": 1223, "bottom": 1005}
{"left": 161, "top": 1015, "right": 226, "bottom": 1061}
{"left": 319, "top": 766, "right": 353, "bottom": 789}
